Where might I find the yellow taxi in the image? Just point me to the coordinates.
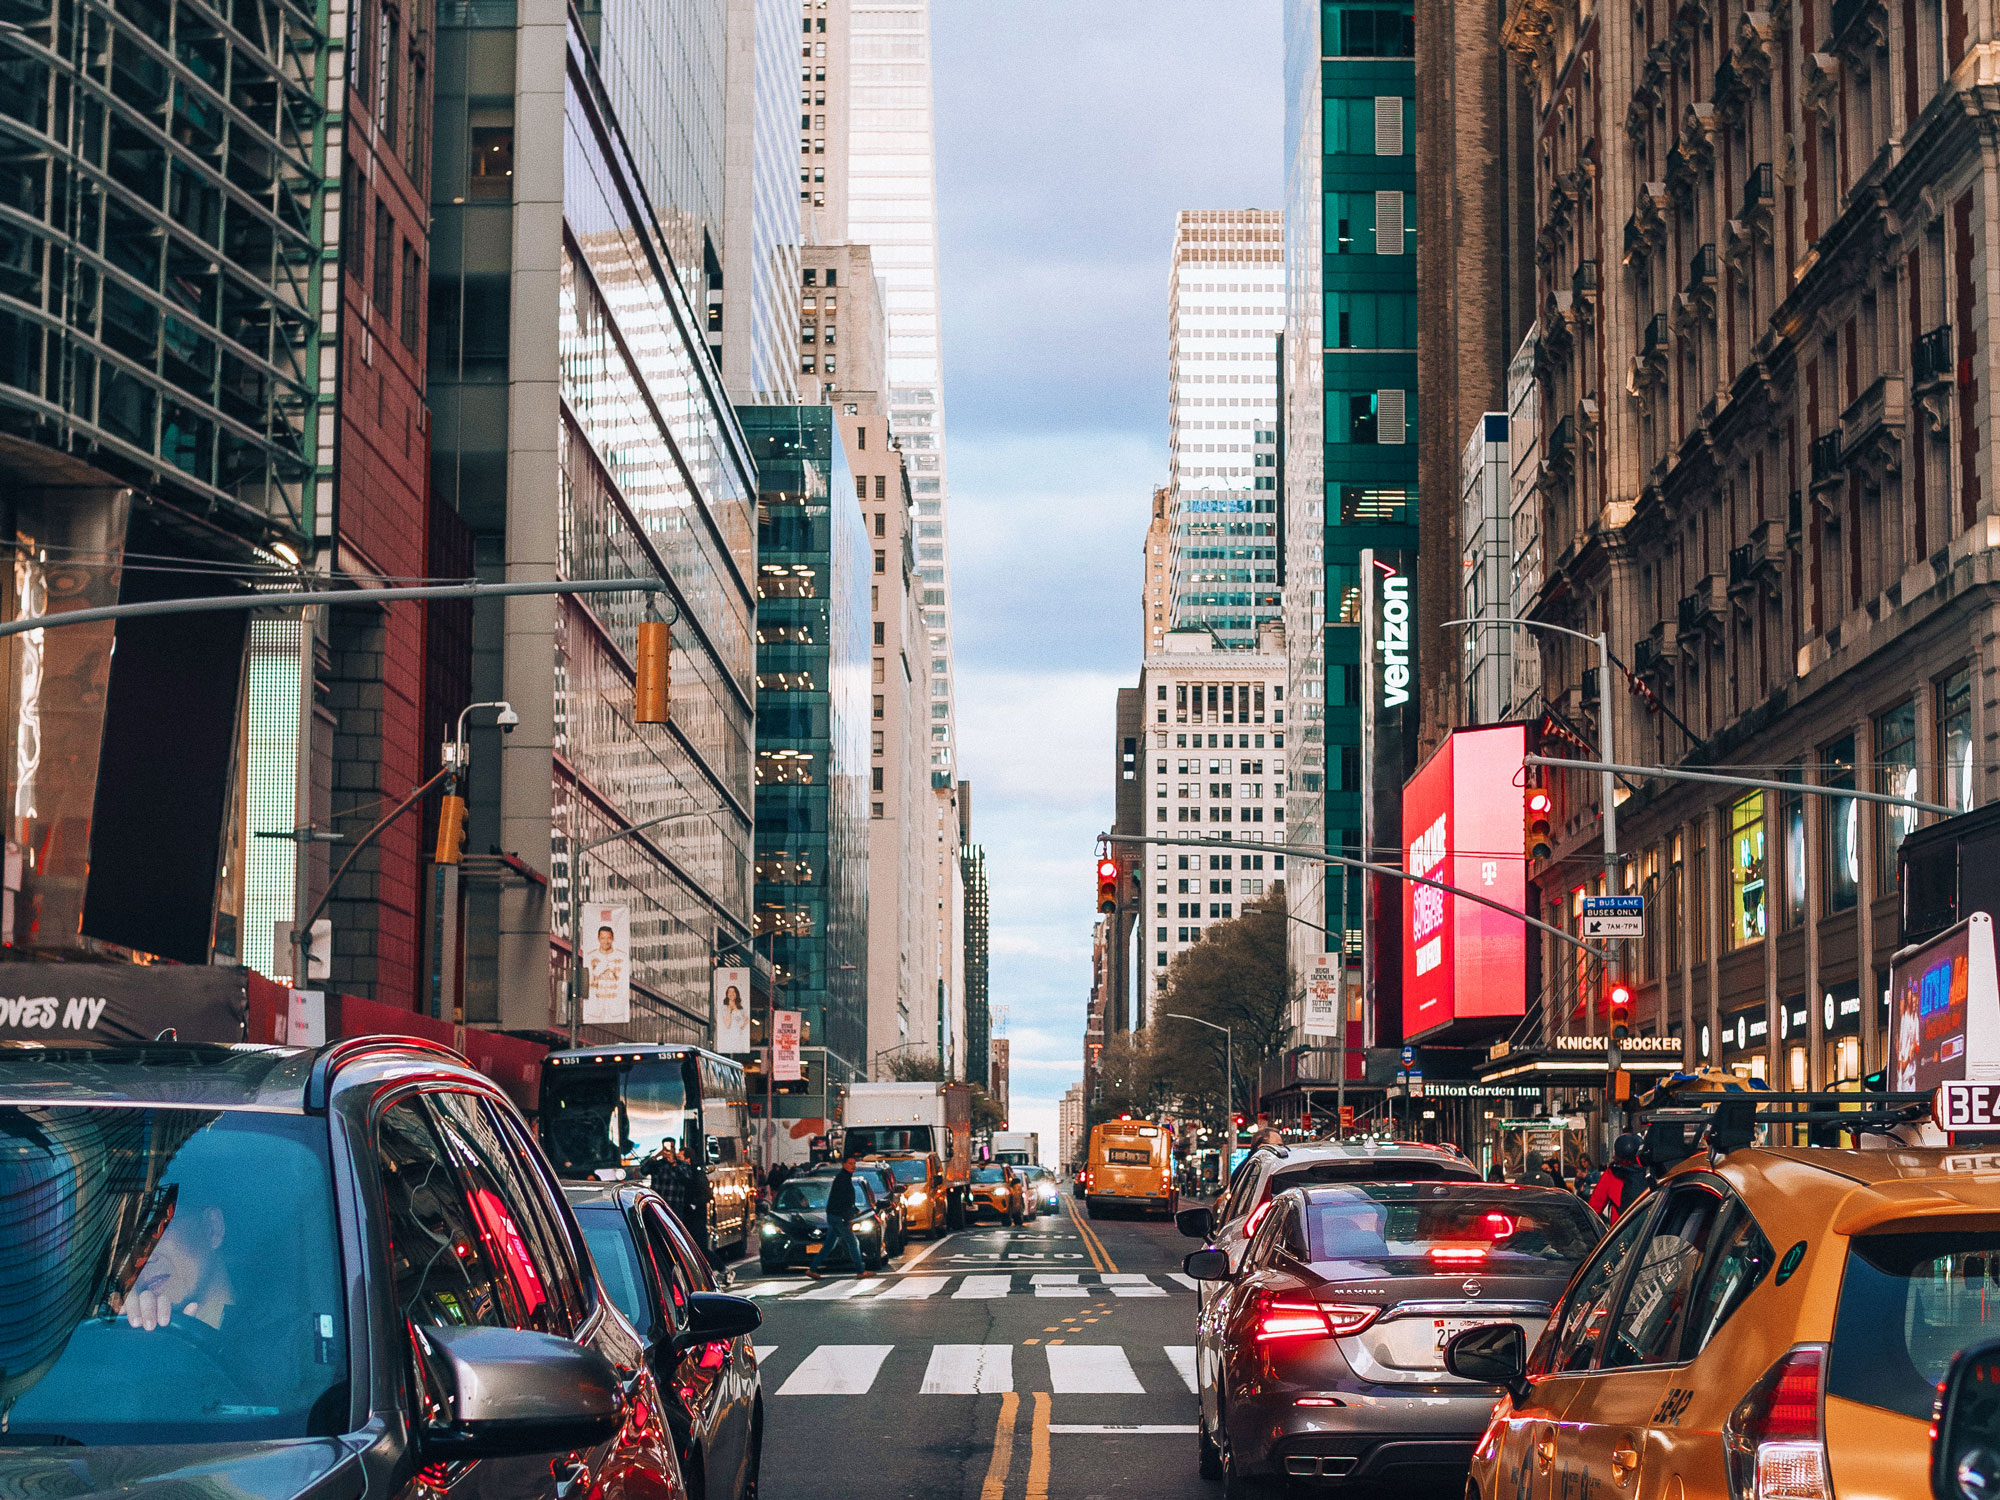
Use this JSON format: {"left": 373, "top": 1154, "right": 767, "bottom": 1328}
{"left": 1454, "top": 1097, "right": 1997, "bottom": 1500}
{"left": 969, "top": 1163, "right": 1028, "bottom": 1225}
{"left": 867, "top": 1152, "right": 949, "bottom": 1237}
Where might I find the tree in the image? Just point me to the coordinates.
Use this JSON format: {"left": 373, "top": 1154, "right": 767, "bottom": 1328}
{"left": 884, "top": 1053, "right": 946, "bottom": 1082}
{"left": 1155, "top": 886, "right": 1294, "bottom": 1119}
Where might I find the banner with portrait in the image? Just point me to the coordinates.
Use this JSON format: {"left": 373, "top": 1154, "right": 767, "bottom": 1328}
{"left": 580, "top": 904, "right": 631, "bottom": 1025}
{"left": 712, "top": 966, "right": 751, "bottom": 1052}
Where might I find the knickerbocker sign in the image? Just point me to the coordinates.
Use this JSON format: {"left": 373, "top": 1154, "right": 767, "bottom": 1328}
{"left": 1551, "top": 1033, "right": 1684, "bottom": 1054}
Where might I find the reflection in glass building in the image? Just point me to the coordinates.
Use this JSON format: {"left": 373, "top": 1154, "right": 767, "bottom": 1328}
{"left": 1283, "top": 0, "right": 1417, "bottom": 1018}
{"left": 741, "top": 403, "right": 869, "bottom": 1097}
{"left": 429, "top": 0, "right": 761, "bottom": 1043}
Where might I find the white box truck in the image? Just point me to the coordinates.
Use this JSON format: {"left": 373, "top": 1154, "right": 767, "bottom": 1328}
{"left": 990, "top": 1130, "right": 1039, "bottom": 1167}
{"left": 842, "top": 1081, "right": 973, "bottom": 1228}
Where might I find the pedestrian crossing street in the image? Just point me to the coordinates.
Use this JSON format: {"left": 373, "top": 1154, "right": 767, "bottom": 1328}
{"left": 739, "top": 1271, "right": 1198, "bottom": 1302}
{"left": 755, "top": 1341, "right": 1200, "bottom": 1397}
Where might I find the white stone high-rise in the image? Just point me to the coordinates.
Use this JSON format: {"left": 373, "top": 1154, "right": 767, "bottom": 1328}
{"left": 1167, "top": 210, "right": 1284, "bottom": 647}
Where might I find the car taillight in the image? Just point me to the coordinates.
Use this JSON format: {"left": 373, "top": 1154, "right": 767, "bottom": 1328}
{"left": 1243, "top": 1199, "right": 1274, "bottom": 1239}
{"left": 1253, "top": 1292, "right": 1378, "bottom": 1342}
{"left": 1723, "top": 1346, "right": 1828, "bottom": 1500}
{"left": 1429, "top": 1246, "right": 1489, "bottom": 1265}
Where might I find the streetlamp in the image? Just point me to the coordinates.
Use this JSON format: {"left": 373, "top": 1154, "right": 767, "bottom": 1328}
{"left": 1164, "top": 1011, "right": 1232, "bottom": 1182}
{"left": 435, "top": 701, "right": 518, "bottom": 1024}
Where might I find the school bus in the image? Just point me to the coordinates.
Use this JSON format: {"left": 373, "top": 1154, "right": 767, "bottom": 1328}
{"left": 1081, "top": 1117, "right": 1176, "bottom": 1219}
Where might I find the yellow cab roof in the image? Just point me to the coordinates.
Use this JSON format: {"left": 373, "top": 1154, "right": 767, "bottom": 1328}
{"left": 1676, "top": 1143, "right": 2000, "bottom": 1240}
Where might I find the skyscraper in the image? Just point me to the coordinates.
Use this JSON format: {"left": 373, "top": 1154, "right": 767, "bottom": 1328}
{"left": 1283, "top": 0, "right": 1418, "bottom": 1029}
{"left": 1167, "top": 211, "right": 1284, "bottom": 645}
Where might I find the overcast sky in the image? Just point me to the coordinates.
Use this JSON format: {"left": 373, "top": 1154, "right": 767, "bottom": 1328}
{"left": 933, "top": 2, "right": 1284, "bottom": 1160}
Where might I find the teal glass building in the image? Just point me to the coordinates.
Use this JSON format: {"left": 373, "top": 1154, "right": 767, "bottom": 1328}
{"left": 740, "top": 404, "right": 870, "bottom": 1100}
{"left": 1284, "top": 0, "right": 1418, "bottom": 1030}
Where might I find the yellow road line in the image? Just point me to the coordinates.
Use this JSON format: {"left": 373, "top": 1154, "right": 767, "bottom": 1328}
{"left": 1067, "top": 1200, "right": 1119, "bottom": 1273}
{"left": 1025, "top": 1393, "right": 1052, "bottom": 1500}
{"left": 979, "top": 1391, "right": 1020, "bottom": 1500}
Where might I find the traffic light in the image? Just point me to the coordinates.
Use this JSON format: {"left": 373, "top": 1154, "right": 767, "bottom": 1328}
{"left": 1608, "top": 982, "right": 1633, "bottom": 1041}
{"left": 435, "top": 792, "right": 467, "bottom": 865}
{"left": 1525, "top": 785, "right": 1553, "bottom": 861}
{"left": 1096, "top": 857, "right": 1119, "bottom": 913}
{"left": 635, "top": 618, "right": 671, "bottom": 724}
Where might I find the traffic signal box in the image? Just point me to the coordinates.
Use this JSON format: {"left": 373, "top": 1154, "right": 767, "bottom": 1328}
{"left": 635, "top": 619, "right": 671, "bottom": 724}
{"left": 1097, "top": 857, "right": 1119, "bottom": 914}
{"left": 1524, "top": 785, "right": 1553, "bottom": 861}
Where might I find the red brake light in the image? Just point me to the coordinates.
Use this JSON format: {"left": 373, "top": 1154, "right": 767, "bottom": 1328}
{"left": 1253, "top": 1293, "right": 1378, "bottom": 1341}
{"left": 1429, "top": 1246, "right": 1489, "bottom": 1265}
{"left": 1724, "top": 1347, "right": 1828, "bottom": 1500}
{"left": 1480, "top": 1212, "right": 1517, "bottom": 1241}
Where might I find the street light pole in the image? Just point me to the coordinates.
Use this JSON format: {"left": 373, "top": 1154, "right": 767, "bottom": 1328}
{"left": 1164, "top": 1011, "right": 1231, "bottom": 1175}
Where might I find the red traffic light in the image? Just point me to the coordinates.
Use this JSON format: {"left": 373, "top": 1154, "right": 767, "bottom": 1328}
{"left": 1097, "top": 858, "right": 1118, "bottom": 879}
{"left": 1608, "top": 982, "right": 1634, "bottom": 1040}
{"left": 1524, "top": 784, "right": 1553, "bottom": 861}
{"left": 1096, "top": 856, "right": 1119, "bottom": 913}
{"left": 1526, "top": 790, "right": 1551, "bottom": 815}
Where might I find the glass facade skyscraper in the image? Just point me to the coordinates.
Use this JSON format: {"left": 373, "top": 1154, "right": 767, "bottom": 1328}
{"left": 1167, "top": 210, "right": 1283, "bottom": 645}
{"left": 1284, "top": 0, "right": 1417, "bottom": 990}
{"left": 742, "top": 403, "right": 871, "bottom": 1089}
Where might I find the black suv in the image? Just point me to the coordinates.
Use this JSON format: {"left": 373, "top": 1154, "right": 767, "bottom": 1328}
{"left": 0, "top": 1037, "right": 720, "bottom": 1500}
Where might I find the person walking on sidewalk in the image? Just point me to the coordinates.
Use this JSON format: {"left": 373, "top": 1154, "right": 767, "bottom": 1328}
{"left": 806, "top": 1154, "right": 871, "bottom": 1281}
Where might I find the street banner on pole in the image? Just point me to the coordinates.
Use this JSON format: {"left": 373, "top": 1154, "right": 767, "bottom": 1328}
{"left": 773, "top": 1009, "right": 803, "bottom": 1082}
{"left": 581, "top": 904, "right": 631, "bottom": 1024}
{"left": 713, "top": 966, "right": 751, "bottom": 1052}
{"left": 1303, "top": 960, "right": 1341, "bottom": 1038}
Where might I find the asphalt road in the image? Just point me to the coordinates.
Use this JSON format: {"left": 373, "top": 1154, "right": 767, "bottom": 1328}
{"left": 738, "top": 1198, "right": 1214, "bottom": 1500}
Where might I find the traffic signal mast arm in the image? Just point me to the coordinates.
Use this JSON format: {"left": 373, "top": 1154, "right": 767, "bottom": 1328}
{"left": 1100, "top": 832, "right": 1610, "bottom": 961}
{"left": 1525, "top": 755, "right": 1951, "bottom": 814}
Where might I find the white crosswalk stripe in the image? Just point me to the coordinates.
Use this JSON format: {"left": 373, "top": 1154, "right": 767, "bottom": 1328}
{"left": 920, "top": 1344, "right": 1014, "bottom": 1394}
{"left": 743, "top": 1280, "right": 809, "bottom": 1297}
{"left": 775, "top": 1344, "right": 894, "bottom": 1396}
{"left": 951, "top": 1273, "right": 1015, "bottom": 1299}
{"left": 1165, "top": 1346, "right": 1197, "bottom": 1392}
{"left": 1103, "top": 1274, "right": 1165, "bottom": 1297}
{"left": 1047, "top": 1344, "right": 1143, "bottom": 1393}
{"left": 1032, "top": 1273, "right": 1088, "bottom": 1297}
{"left": 873, "top": 1274, "right": 948, "bottom": 1299}
{"left": 791, "top": 1278, "right": 883, "bottom": 1301}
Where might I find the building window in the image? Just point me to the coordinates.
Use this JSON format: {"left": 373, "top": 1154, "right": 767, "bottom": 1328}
{"left": 872, "top": 695, "right": 883, "bottom": 720}
{"left": 400, "top": 241, "right": 419, "bottom": 351}
{"left": 373, "top": 200, "right": 392, "bottom": 313}
{"left": 469, "top": 116, "right": 513, "bottom": 198}
{"left": 1823, "top": 735, "right": 1859, "bottom": 912}
{"left": 1781, "top": 770, "right": 1807, "bottom": 931}
{"left": 1940, "top": 666, "right": 1974, "bottom": 811}
{"left": 1875, "top": 700, "right": 1918, "bottom": 888}
{"left": 1727, "top": 792, "right": 1766, "bottom": 949}
{"left": 1664, "top": 832, "right": 1683, "bottom": 973}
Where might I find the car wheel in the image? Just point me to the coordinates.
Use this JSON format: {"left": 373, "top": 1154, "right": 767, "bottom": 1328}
{"left": 1198, "top": 1422, "right": 1224, "bottom": 1481}
{"left": 1220, "top": 1425, "right": 1278, "bottom": 1500}
{"left": 741, "top": 1402, "right": 763, "bottom": 1500}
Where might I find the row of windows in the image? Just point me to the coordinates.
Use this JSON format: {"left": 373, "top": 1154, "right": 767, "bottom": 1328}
{"left": 341, "top": 164, "right": 421, "bottom": 353}
{"left": 1168, "top": 806, "right": 1280, "bottom": 824}
{"left": 1171, "top": 732, "right": 1283, "bottom": 751}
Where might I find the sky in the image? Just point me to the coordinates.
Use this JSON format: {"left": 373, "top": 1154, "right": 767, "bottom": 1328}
{"left": 932, "top": 2, "right": 1285, "bottom": 1162}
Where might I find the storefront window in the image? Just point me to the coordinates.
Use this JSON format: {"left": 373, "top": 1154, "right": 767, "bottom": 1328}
{"left": 1823, "top": 736, "right": 1858, "bottom": 913}
{"left": 1781, "top": 769, "right": 1806, "bottom": 930}
{"left": 1940, "top": 667, "right": 1974, "bottom": 812}
{"left": 1727, "top": 792, "right": 1766, "bottom": 948}
{"left": 1875, "top": 701, "right": 1917, "bottom": 889}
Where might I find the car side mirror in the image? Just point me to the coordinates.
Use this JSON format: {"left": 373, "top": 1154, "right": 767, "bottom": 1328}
{"left": 1444, "top": 1323, "right": 1531, "bottom": 1404}
{"left": 1183, "top": 1247, "right": 1232, "bottom": 1282}
{"left": 1176, "top": 1205, "right": 1214, "bottom": 1240}
{"left": 1933, "top": 1335, "right": 2000, "bottom": 1500}
{"left": 672, "top": 1292, "right": 762, "bottom": 1352}
{"left": 414, "top": 1324, "right": 624, "bottom": 1459}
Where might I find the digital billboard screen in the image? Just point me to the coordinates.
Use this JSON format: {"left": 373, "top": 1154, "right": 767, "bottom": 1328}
{"left": 1401, "top": 724, "right": 1528, "bottom": 1040}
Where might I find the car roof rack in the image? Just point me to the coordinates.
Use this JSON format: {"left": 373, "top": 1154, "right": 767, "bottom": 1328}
{"left": 306, "top": 1034, "right": 468, "bottom": 1111}
{"left": 1634, "top": 1087, "right": 1931, "bottom": 1169}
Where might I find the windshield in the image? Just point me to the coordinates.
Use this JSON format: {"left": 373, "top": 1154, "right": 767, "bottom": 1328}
{"left": 542, "top": 1061, "right": 693, "bottom": 1176}
{"left": 574, "top": 1207, "right": 650, "bottom": 1336}
{"left": 1301, "top": 1184, "right": 1601, "bottom": 1272}
{"left": 845, "top": 1126, "right": 934, "bottom": 1155}
{"left": 882, "top": 1158, "right": 928, "bottom": 1183}
{"left": 777, "top": 1180, "right": 832, "bottom": 1211}
{"left": 1829, "top": 1230, "right": 2000, "bottom": 1420}
{"left": 0, "top": 1105, "right": 349, "bottom": 1444}
{"left": 1260, "top": 1158, "right": 1479, "bottom": 1207}
{"left": 973, "top": 1167, "right": 1008, "bottom": 1183}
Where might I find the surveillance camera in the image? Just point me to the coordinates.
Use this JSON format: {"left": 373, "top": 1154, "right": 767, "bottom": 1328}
{"left": 495, "top": 704, "right": 520, "bottom": 733}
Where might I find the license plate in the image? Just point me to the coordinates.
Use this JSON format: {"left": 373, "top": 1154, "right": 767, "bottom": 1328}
{"left": 1432, "top": 1319, "right": 1491, "bottom": 1356}
{"left": 806, "top": 1243, "right": 822, "bottom": 1256}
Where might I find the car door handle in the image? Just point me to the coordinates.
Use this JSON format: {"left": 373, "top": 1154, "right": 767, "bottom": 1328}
{"left": 1611, "top": 1447, "right": 1640, "bottom": 1485}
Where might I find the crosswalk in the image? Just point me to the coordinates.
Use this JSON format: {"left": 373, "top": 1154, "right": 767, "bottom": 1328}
{"left": 759, "top": 1342, "right": 1200, "bottom": 1397}
{"left": 739, "top": 1271, "right": 1197, "bottom": 1302}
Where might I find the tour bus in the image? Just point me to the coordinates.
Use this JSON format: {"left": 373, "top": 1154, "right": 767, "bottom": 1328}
{"left": 540, "top": 1044, "right": 756, "bottom": 1256}
{"left": 1081, "top": 1116, "right": 1176, "bottom": 1219}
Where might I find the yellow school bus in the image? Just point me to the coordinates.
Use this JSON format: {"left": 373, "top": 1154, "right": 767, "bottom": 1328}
{"left": 1082, "top": 1117, "right": 1175, "bottom": 1219}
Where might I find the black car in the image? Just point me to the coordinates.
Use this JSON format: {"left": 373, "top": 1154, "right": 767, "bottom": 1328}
{"left": 797, "top": 1162, "right": 906, "bottom": 1253}
{"left": 0, "top": 1036, "right": 707, "bottom": 1500}
{"left": 1185, "top": 1179, "right": 1603, "bottom": 1497}
{"left": 759, "top": 1175, "right": 889, "bottom": 1272}
{"left": 568, "top": 1185, "right": 763, "bottom": 1500}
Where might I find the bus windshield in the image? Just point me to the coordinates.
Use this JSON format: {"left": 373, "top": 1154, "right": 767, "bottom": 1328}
{"left": 542, "top": 1060, "right": 694, "bottom": 1176}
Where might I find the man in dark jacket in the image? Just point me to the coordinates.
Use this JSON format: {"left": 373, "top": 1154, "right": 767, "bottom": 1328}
{"left": 808, "top": 1154, "right": 870, "bottom": 1280}
{"left": 1519, "top": 1151, "right": 1564, "bottom": 1190}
